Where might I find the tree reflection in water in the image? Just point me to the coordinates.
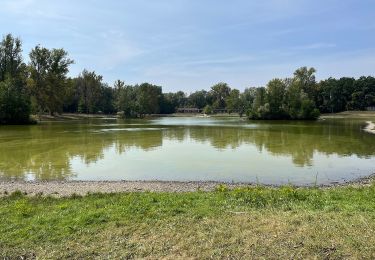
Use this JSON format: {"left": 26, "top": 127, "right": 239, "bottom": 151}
{"left": 0, "top": 118, "right": 374, "bottom": 181}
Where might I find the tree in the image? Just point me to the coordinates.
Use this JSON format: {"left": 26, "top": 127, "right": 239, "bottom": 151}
{"left": 0, "top": 34, "right": 31, "bottom": 124}
{"left": 266, "top": 79, "right": 286, "bottom": 118}
{"left": 225, "top": 89, "right": 241, "bottom": 113}
{"left": 210, "top": 82, "right": 231, "bottom": 109}
{"left": 0, "top": 78, "right": 31, "bottom": 124}
{"left": 136, "top": 83, "right": 162, "bottom": 115}
{"left": 28, "top": 45, "right": 73, "bottom": 115}
{"left": 98, "top": 83, "right": 115, "bottom": 114}
{"left": 203, "top": 105, "right": 213, "bottom": 114}
{"left": 188, "top": 90, "right": 208, "bottom": 109}
{"left": 293, "top": 66, "right": 317, "bottom": 101}
{"left": 116, "top": 85, "right": 138, "bottom": 117}
{"left": 75, "top": 70, "right": 103, "bottom": 114}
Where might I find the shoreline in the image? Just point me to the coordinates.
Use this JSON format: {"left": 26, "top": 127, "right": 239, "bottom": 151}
{"left": 1, "top": 174, "right": 374, "bottom": 197}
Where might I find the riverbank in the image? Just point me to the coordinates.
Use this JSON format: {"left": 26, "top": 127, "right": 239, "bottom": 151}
{"left": 29, "top": 111, "right": 375, "bottom": 122}
{"left": 1, "top": 174, "right": 375, "bottom": 197}
{"left": 32, "top": 112, "right": 242, "bottom": 121}
{"left": 321, "top": 110, "right": 375, "bottom": 118}
{"left": 1, "top": 183, "right": 375, "bottom": 259}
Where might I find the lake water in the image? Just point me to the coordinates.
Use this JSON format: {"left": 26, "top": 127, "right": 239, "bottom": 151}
{"left": 0, "top": 116, "right": 374, "bottom": 185}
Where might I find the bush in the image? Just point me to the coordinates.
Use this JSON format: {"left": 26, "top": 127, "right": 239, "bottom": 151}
{"left": 203, "top": 105, "right": 213, "bottom": 114}
{"left": 0, "top": 79, "right": 31, "bottom": 124}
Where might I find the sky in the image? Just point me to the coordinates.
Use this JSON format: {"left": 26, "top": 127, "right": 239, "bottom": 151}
{"left": 1, "top": 0, "right": 374, "bottom": 92}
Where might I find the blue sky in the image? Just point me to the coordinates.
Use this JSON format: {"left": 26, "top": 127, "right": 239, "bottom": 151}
{"left": 1, "top": 0, "right": 374, "bottom": 92}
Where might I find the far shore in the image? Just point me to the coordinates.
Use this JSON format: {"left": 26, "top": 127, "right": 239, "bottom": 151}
{"left": 30, "top": 110, "right": 375, "bottom": 121}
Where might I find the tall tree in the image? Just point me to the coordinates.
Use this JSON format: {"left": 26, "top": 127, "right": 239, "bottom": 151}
{"left": 293, "top": 66, "right": 318, "bottom": 102}
{"left": 210, "top": 82, "right": 231, "bottom": 109}
{"left": 75, "top": 70, "right": 103, "bottom": 114}
{"left": 225, "top": 89, "right": 241, "bottom": 113}
{"left": 188, "top": 90, "right": 208, "bottom": 109}
{"left": 266, "top": 79, "right": 286, "bottom": 117}
{"left": 0, "top": 34, "right": 31, "bottom": 124}
{"left": 136, "top": 83, "right": 162, "bottom": 115}
{"left": 28, "top": 45, "right": 73, "bottom": 115}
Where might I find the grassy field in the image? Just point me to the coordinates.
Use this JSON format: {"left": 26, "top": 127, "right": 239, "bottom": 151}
{"left": 1, "top": 184, "right": 375, "bottom": 259}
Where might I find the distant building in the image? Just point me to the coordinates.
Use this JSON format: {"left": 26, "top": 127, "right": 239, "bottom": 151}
{"left": 366, "top": 106, "right": 375, "bottom": 111}
{"left": 177, "top": 108, "right": 202, "bottom": 113}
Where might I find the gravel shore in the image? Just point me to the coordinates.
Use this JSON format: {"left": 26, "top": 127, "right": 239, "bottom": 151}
{"left": 0, "top": 181, "right": 249, "bottom": 197}
{"left": 0, "top": 175, "right": 374, "bottom": 197}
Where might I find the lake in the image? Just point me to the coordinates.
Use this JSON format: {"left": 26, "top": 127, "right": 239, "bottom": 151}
{"left": 0, "top": 115, "right": 374, "bottom": 185}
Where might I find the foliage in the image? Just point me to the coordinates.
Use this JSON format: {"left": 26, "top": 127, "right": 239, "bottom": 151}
{"left": 1, "top": 33, "right": 375, "bottom": 123}
{"left": 225, "top": 89, "right": 241, "bottom": 114}
{"left": 187, "top": 90, "right": 208, "bottom": 109}
{"left": 115, "top": 83, "right": 162, "bottom": 117}
{"left": 0, "top": 34, "right": 31, "bottom": 124}
{"left": 0, "top": 78, "right": 31, "bottom": 124}
{"left": 210, "top": 82, "right": 231, "bottom": 109}
{"left": 28, "top": 45, "right": 74, "bottom": 115}
{"left": 249, "top": 68, "right": 320, "bottom": 120}
{"left": 203, "top": 104, "right": 213, "bottom": 114}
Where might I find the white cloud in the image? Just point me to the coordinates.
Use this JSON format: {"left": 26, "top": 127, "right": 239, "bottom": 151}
{"left": 293, "top": 43, "right": 336, "bottom": 50}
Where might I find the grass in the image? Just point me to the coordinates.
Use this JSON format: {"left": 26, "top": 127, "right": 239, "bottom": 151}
{"left": 1, "top": 185, "right": 375, "bottom": 259}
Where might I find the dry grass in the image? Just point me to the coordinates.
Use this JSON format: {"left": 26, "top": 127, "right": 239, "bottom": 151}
{"left": 1, "top": 185, "right": 375, "bottom": 259}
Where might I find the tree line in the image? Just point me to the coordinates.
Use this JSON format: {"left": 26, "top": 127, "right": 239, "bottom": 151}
{"left": 1, "top": 33, "right": 375, "bottom": 124}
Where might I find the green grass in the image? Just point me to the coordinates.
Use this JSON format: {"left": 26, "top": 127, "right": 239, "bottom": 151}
{"left": 1, "top": 185, "right": 375, "bottom": 259}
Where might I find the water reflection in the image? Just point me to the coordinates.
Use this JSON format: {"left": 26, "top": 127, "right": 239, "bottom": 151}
{"left": 0, "top": 117, "right": 374, "bottom": 182}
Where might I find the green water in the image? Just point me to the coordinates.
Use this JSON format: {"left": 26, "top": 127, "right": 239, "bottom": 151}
{"left": 0, "top": 116, "right": 374, "bottom": 185}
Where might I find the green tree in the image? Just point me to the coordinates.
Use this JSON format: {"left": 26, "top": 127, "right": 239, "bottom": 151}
{"left": 136, "top": 83, "right": 162, "bottom": 115}
{"left": 225, "top": 89, "right": 241, "bottom": 113}
{"left": 203, "top": 105, "right": 213, "bottom": 114}
{"left": 75, "top": 70, "right": 103, "bottom": 114}
{"left": 293, "top": 66, "right": 317, "bottom": 101}
{"left": 210, "top": 82, "right": 231, "bottom": 109}
{"left": 116, "top": 85, "right": 138, "bottom": 117}
{"left": 188, "top": 90, "right": 208, "bottom": 109}
{"left": 28, "top": 45, "right": 73, "bottom": 115}
{"left": 0, "top": 34, "right": 31, "bottom": 124}
{"left": 266, "top": 79, "right": 286, "bottom": 118}
{"left": 0, "top": 78, "right": 31, "bottom": 124}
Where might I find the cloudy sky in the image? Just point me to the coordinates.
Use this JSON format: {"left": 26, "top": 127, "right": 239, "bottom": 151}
{"left": 1, "top": 0, "right": 374, "bottom": 92}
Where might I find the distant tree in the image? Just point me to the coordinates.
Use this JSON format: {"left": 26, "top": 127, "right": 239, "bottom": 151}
{"left": 253, "top": 87, "right": 266, "bottom": 109}
{"left": 75, "top": 70, "right": 103, "bottom": 114}
{"left": 116, "top": 85, "right": 138, "bottom": 117}
{"left": 0, "top": 78, "right": 31, "bottom": 124}
{"left": 240, "top": 87, "right": 257, "bottom": 115}
{"left": 348, "top": 76, "right": 375, "bottom": 110}
{"left": 174, "top": 91, "right": 187, "bottom": 108}
{"left": 99, "top": 83, "right": 115, "bottom": 114}
{"left": 293, "top": 66, "right": 317, "bottom": 101}
{"left": 210, "top": 82, "right": 231, "bottom": 109}
{"left": 225, "top": 89, "right": 241, "bottom": 113}
{"left": 0, "top": 34, "right": 31, "bottom": 124}
{"left": 203, "top": 105, "right": 213, "bottom": 114}
{"left": 136, "top": 83, "right": 162, "bottom": 115}
{"left": 266, "top": 79, "right": 286, "bottom": 118}
{"left": 28, "top": 45, "right": 73, "bottom": 115}
{"left": 188, "top": 90, "right": 208, "bottom": 109}
{"left": 62, "top": 78, "right": 79, "bottom": 113}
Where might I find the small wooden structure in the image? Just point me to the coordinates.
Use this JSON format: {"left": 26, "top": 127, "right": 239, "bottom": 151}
{"left": 177, "top": 108, "right": 202, "bottom": 113}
